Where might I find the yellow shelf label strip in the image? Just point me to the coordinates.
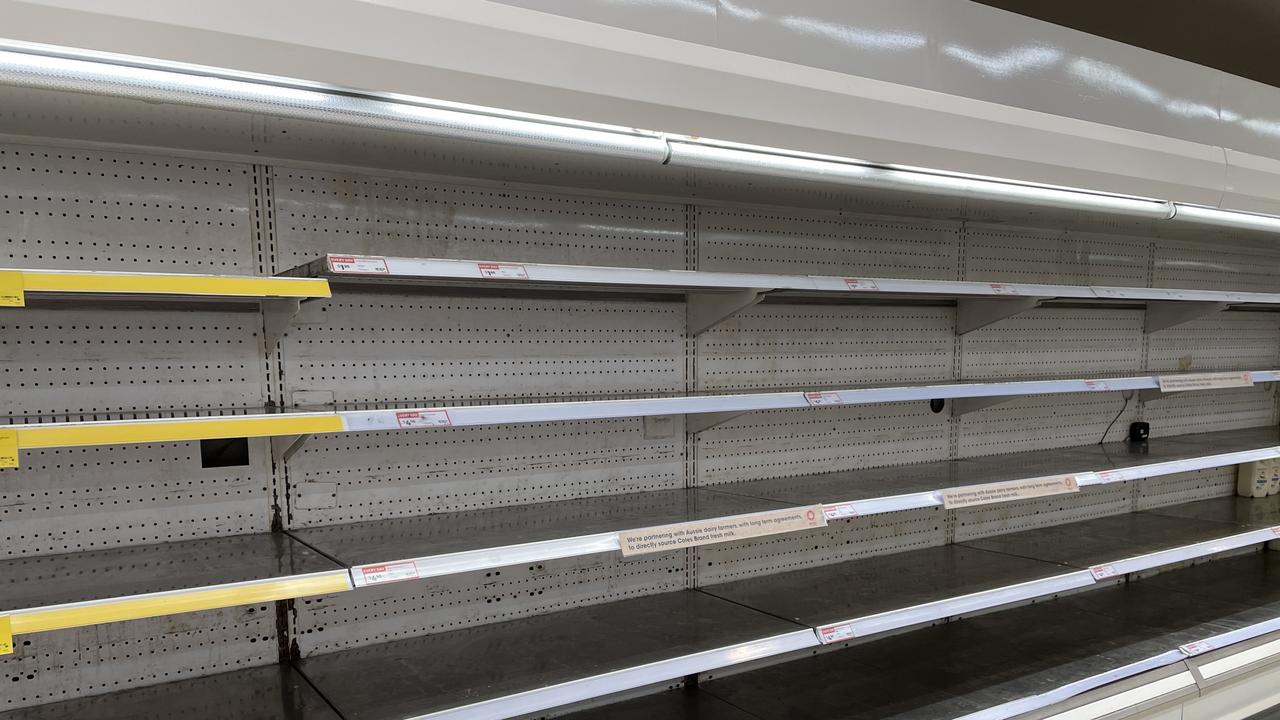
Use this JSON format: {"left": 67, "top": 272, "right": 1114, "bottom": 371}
{"left": 0, "top": 616, "right": 12, "bottom": 656}
{"left": 10, "top": 269, "right": 329, "bottom": 300}
{"left": 0, "top": 429, "right": 16, "bottom": 469}
{"left": 15, "top": 414, "right": 345, "bottom": 451}
{"left": 8, "top": 572, "right": 352, "bottom": 636}
{"left": 0, "top": 270, "right": 23, "bottom": 306}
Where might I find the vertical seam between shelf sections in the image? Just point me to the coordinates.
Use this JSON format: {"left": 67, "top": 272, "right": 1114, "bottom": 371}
{"left": 686, "top": 201, "right": 699, "bottom": 591}
{"left": 947, "top": 219, "right": 968, "bottom": 545}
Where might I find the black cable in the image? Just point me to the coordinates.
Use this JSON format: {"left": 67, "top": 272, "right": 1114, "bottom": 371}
{"left": 1099, "top": 391, "right": 1133, "bottom": 445}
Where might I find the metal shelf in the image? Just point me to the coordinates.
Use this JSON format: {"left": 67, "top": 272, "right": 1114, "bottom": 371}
{"left": 0, "top": 664, "right": 339, "bottom": 720}
{"left": 290, "top": 488, "right": 804, "bottom": 588}
{"left": 697, "top": 552, "right": 1280, "bottom": 720}
{"left": 286, "top": 430, "right": 1280, "bottom": 588}
{"left": 290, "top": 498, "right": 1279, "bottom": 720}
{"left": 296, "top": 591, "right": 814, "bottom": 720}
{"left": 1, "top": 267, "right": 329, "bottom": 307}
{"left": 0, "top": 533, "right": 350, "bottom": 639}
{"left": 286, "top": 254, "right": 1280, "bottom": 334}
{"left": 709, "top": 497, "right": 1280, "bottom": 644}
{"left": 9, "top": 371, "right": 1275, "bottom": 468}
{"left": 566, "top": 552, "right": 1280, "bottom": 720}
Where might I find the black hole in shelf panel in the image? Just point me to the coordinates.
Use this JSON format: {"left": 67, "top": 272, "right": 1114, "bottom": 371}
{"left": 200, "top": 437, "right": 250, "bottom": 468}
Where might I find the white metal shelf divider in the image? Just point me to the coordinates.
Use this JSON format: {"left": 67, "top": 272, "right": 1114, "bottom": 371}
{"left": 286, "top": 254, "right": 1280, "bottom": 334}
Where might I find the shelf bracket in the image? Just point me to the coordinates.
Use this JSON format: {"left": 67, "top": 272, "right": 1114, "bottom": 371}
{"left": 1138, "top": 388, "right": 1166, "bottom": 404}
{"left": 262, "top": 298, "right": 303, "bottom": 350}
{"left": 951, "top": 396, "right": 1014, "bottom": 416}
{"left": 270, "top": 433, "right": 312, "bottom": 465}
{"left": 1145, "top": 301, "right": 1230, "bottom": 333}
{"left": 956, "top": 297, "right": 1050, "bottom": 334}
{"left": 687, "top": 288, "right": 771, "bottom": 335}
{"left": 686, "top": 411, "right": 748, "bottom": 434}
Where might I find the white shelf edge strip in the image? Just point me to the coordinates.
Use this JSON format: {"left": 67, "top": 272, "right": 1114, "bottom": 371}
{"left": 3, "top": 569, "right": 353, "bottom": 617}
{"left": 816, "top": 570, "right": 1096, "bottom": 643}
{"left": 953, "top": 650, "right": 1188, "bottom": 720}
{"left": 1197, "top": 635, "right": 1280, "bottom": 681}
{"left": 25, "top": 371, "right": 1278, "bottom": 437}
{"left": 336, "top": 441, "right": 1279, "bottom": 586}
{"left": 1039, "top": 671, "right": 1197, "bottom": 720}
{"left": 1085, "top": 447, "right": 1280, "bottom": 485}
{"left": 312, "top": 254, "right": 1280, "bottom": 306}
{"left": 1088, "top": 528, "right": 1279, "bottom": 579}
{"left": 406, "top": 629, "right": 818, "bottom": 720}
{"left": 348, "top": 532, "right": 620, "bottom": 587}
{"left": 5, "top": 44, "right": 1280, "bottom": 235}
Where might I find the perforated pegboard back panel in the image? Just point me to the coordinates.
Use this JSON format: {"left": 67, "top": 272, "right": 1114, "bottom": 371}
{"left": 1, "top": 306, "right": 267, "bottom": 417}
{"left": 696, "top": 207, "right": 959, "bottom": 278}
{"left": 957, "top": 393, "right": 1140, "bottom": 457}
{"left": 283, "top": 293, "right": 684, "bottom": 405}
{"left": 952, "top": 483, "right": 1133, "bottom": 542}
{"left": 697, "top": 305, "right": 954, "bottom": 392}
{"left": 695, "top": 404, "right": 949, "bottom": 486}
{"left": 697, "top": 508, "right": 945, "bottom": 584}
{"left": 1153, "top": 239, "right": 1280, "bottom": 292}
{"left": 958, "top": 309, "right": 1145, "bottom": 381}
{"left": 287, "top": 419, "right": 684, "bottom": 526}
{"left": 271, "top": 168, "right": 687, "bottom": 271}
{"left": 1136, "top": 466, "right": 1237, "bottom": 510}
{"left": 0, "top": 143, "right": 254, "bottom": 272}
{"left": 0, "top": 607, "right": 278, "bottom": 711}
{"left": 292, "top": 550, "right": 685, "bottom": 655}
{"left": 1148, "top": 313, "right": 1280, "bottom": 373}
{"left": 1144, "top": 386, "right": 1277, "bottom": 438}
{"left": 963, "top": 226, "right": 1149, "bottom": 286}
{"left": 0, "top": 439, "right": 273, "bottom": 558}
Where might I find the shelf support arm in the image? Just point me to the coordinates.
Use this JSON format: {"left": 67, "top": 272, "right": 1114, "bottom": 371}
{"left": 956, "top": 297, "right": 1050, "bottom": 334}
{"left": 686, "top": 288, "right": 772, "bottom": 335}
{"left": 262, "top": 298, "right": 303, "bottom": 350}
{"left": 1145, "top": 301, "right": 1230, "bottom": 333}
{"left": 950, "top": 396, "right": 1015, "bottom": 416}
{"left": 686, "top": 411, "right": 748, "bottom": 434}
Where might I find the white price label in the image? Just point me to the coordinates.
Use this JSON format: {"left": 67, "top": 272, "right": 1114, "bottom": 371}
{"left": 941, "top": 474, "right": 1079, "bottom": 509}
{"left": 1090, "top": 564, "right": 1119, "bottom": 580}
{"left": 330, "top": 255, "right": 390, "bottom": 274}
{"left": 1156, "top": 372, "right": 1253, "bottom": 392}
{"left": 1180, "top": 640, "right": 1214, "bottom": 657}
{"left": 804, "top": 391, "right": 843, "bottom": 406}
{"left": 395, "top": 410, "right": 452, "bottom": 428}
{"left": 360, "top": 561, "right": 420, "bottom": 585}
{"left": 1084, "top": 380, "right": 1113, "bottom": 391}
{"left": 617, "top": 506, "right": 826, "bottom": 556}
{"left": 1094, "top": 470, "right": 1126, "bottom": 484}
{"left": 988, "top": 283, "right": 1021, "bottom": 295}
{"left": 823, "top": 503, "right": 858, "bottom": 519}
{"left": 477, "top": 262, "right": 529, "bottom": 279}
{"left": 817, "top": 623, "right": 856, "bottom": 644}
{"left": 843, "top": 278, "right": 879, "bottom": 291}
{"left": 1271, "top": 526, "right": 1280, "bottom": 538}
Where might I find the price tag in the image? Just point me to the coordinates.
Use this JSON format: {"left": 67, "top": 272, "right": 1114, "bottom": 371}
{"left": 817, "top": 623, "right": 856, "bottom": 644}
{"left": 359, "top": 561, "right": 421, "bottom": 586}
{"left": 1271, "top": 526, "right": 1280, "bottom": 538}
{"left": 1094, "top": 470, "right": 1126, "bottom": 484}
{"left": 1180, "top": 640, "right": 1214, "bottom": 657}
{"left": 1156, "top": 372, "right": 1253, "bottom": 392}
{"left": 477, "top": 262, "right": 529, "bottom": 280}
{"left": 395, "top": 410, "right": 452, "bottom": 428}
{"left": 1084, "top": 380, "right": 1113, "bottom": 391}
{"left": 329, "top": 255, "right": 390, "bottom": 274}
{"left": 804, "top": 391, "right": 843, "bottom": 406}
{"left": 988, "top": 283, "right": 1021, "bottom": 295}
{"left": 843, "top": 278, "right": 879, "bottom": 291}
{"left": 823, "top": 503, "right": 859, "bottom": 520}
{"left": 0, "top": 271, "right": 22, "bottom": 306}
{"left": 0, "top": 616, "right": 10, "bottom": 656}
{"left": 1090, "top": 564, "right": 1119, "bottom": 580}
{"left": 0, "top": 429, "right": 16, "bottom": 469}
